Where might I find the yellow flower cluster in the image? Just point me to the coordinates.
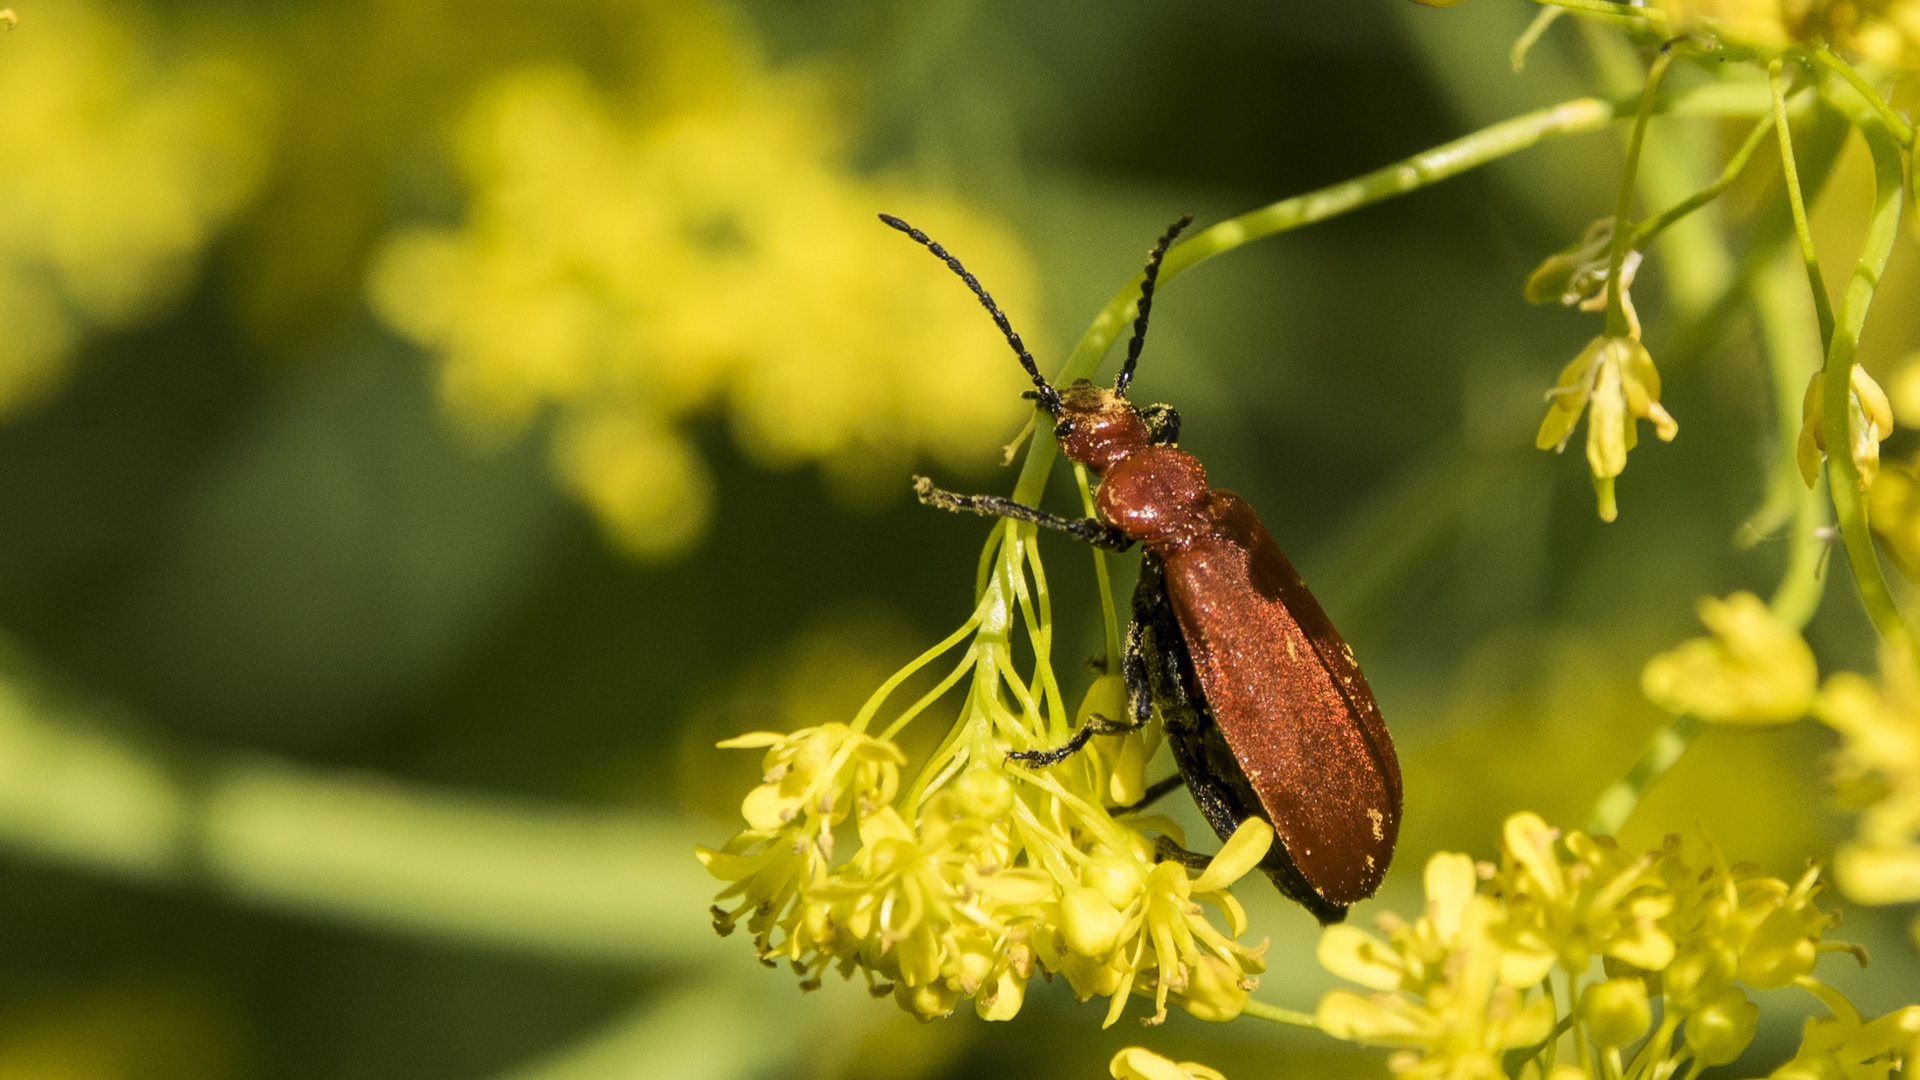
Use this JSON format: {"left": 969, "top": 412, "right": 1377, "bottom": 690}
{"left": 0, "top": 0, "right": 270, "bottom": 417}
{"left": 1315, "top": 812, "right": 1905, "bottom": 1080}
{"left": 698, "top": 528, "right": 1269, "bottom": 1026}
{"left": 369, "top": 55, "right": 1036, "bottom": 558}
{"left": 1660, "top": 0, "right": 1920, "bottom": 71}
{"left": 1814, "top": 645, "right": 1920, "bottom": 945}
{"left": 1641, "top": 592, "right": 1817, "bottom": 725}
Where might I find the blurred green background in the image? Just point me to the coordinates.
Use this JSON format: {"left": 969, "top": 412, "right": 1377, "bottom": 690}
{"left": 0, "top": 0, "right": 1916, "bottom": 1077}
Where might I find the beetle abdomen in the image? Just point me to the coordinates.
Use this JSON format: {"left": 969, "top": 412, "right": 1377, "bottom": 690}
{"left": 1158, "top": 491, "right": 1402, "bottom": 909}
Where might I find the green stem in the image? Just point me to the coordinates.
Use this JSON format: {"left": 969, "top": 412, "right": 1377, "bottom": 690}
{"left": 1240, "top": 998, "right": 1319, "bottom": 1028}
{"left": 1809, "top": 47, "right": 1914, "bottom": 148}
{"left": 1008, "top": 95, "right": 1620, "bottom": 509}
{"left": 1631, "top": 113, "right": 1774, "bottom": 250}
{"left": 1819, "top": 102, "right": 1911, "bottom": 650}
{"left": 1606, "top": 49, "right": 1673, "bottom": 338}
{"left": 1771, "top": 60, "right": 1838, "bottom": 350}
{"left": 1755, "top": 250, "right": 1833, "bottom": 631}
{"left": 1586, "top": 714, "right": 1702, "bottom": 835}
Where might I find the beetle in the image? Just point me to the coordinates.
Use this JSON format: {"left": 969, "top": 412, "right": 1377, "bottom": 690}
{"left": 880, "top": 212, "right": 1401, "bottom": 924}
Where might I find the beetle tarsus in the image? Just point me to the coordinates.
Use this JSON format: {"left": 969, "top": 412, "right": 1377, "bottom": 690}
{"left": 912, "top": 477, "right": 1134, "bottom": 551}
{"left": 1005, "top": 712, "right": 1140, "bottom": 768}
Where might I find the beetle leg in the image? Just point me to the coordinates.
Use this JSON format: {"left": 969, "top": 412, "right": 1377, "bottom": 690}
{"left": 1150, "top": 835, "right": 1212, "bottom": 873}
{"left": 913, "top": 477, "right": 1134, "bottom": 552}
{"left": 1139, "top": 403, "right": 1181, "bottom": 446}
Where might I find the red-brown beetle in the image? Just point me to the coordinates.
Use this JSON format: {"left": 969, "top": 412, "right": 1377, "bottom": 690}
{"left": 882, "top": 212, "right": 1401, "bottom": 924}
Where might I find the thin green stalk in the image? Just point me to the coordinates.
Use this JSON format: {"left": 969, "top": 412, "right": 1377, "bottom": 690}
{"left": 1586, "top": 714, "right": 1703, "bottom": 835}
{"left": 1513, "top": 7, "right": 1565, "bottom": 71}
{"left": 1756, "top": 249, "right": 1833, "bottom": 631}
{"left": 1241, "top": 998, "right": 1319, "bottom": 1028}
{"left": 1075, "top": 463, "right": 1123, "bottom": 669}
{"left": 1007, "top": 95, "right": 1620, "bottom": 509}
{"left": 1809, "top": 47, "right": 1914, "bottom": 148}
{"left": 1607, "top": 48, "right": 1673, "bottom": 339}
{"left": 1631, "top": 113, "right": 1774, "bottom": 250}
{"left": 1819, "top": 105, "right": 1911, "bottom": 649}
{"left": 1771, "top": 60, "right": 1838, "bottom": 349}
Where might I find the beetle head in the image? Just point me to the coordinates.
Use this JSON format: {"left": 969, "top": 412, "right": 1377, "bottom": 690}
{"left": 1054, "top": 380, "right": 1149, "bottom": 472}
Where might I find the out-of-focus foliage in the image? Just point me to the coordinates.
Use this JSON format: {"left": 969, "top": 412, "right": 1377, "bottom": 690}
{"left": 369, "top": 49, "right": 1034, "bottom": 555}
{"left": 1, "top": 0, "right": 1920, "bottom": 1079}
{"left": 0, "top": 0, "right": 270, "bottom": 415}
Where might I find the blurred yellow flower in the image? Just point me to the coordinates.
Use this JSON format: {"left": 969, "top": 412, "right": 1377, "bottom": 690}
{"left": 1799, "top": 366, "right": 1893, "bottom": 489}
{"left": 1869, "top": 455, "right": 1920, "bottom": 581}
{"left": 0, "top": 0, "right": 271, "bottom": 417}
{"left": 1641, "top": 592, "right": 1817, "bottom": 725}
{"left": 1109, "top": 1047, "right": 1227, "bottom": 1080}
{"left": 1536, "top": 335, "right": 1676, "bottom": 522}
{"left": 1660, "top": 0, "right": 1920, "bottom": 70}
{"left": 369, "top": 53, "right": 1036, "bottom": 558}
{"left": 1814, "top": 645, "right": 1920, "bottom": 939}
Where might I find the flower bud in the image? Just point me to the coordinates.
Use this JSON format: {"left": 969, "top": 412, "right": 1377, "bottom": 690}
{"left": 1582, "top": 976, "right": 1651, "bottom": 1048}
{"left": 975, "top": 968, "right": 1025, "bottom": 1022}
{"left": 1684, "top": 989, "right": 1759, "bottom": 1066}
{"left": 1083, "top": 854, "right": 1144, "bottom": 911}
{"left": 1171, "top": 955, "right": 1250, "bottom": 1022}
{"left": 1060, "top": 886, "right": 1125, "bottom": 958}
{"left": 1662, "top": 945, "right": 1736, "bottom": 1011}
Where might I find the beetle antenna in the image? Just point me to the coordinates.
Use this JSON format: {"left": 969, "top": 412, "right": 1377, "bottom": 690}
{"left": 879, "top": 213, "right": 1062, "bottom": 415}
{"left": 1115, "top": 213, "right": 1193, "bottom": 398}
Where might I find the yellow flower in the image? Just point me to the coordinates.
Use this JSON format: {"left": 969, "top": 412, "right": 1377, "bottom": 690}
{"left": 700, "top": 528, "right": 1269, "bottom": 1026}
{"left": 1771, "top": 981, "right": 1920, "bottom": 1080}
{"left": 370, "top": 55, "right": 1036, "bottom": 558}
{"left": 1109, "top": 1047, "right": 1227, "bottom": 1080}
{"left": 1536, "top": 336, "right": 1677, "bottom": 522}
{"left": 1641, "top": 592, "right": 1817, "bottom": 725}
{"left": 1868, "top": 454, "right": 1920, "bottom": 582}
{"left": 1814, "top": 645, "right": 1920, "bottom": 920}
{"left": 1317, "top": 851, "right": 1555, "bottom": 1080}
{"left": 1316, "top": 814, "right": 1876, "bottom": 1080}
{"left": 0, "top": 0, "right": 270, "bottom": 417}
{"left": 1799, "top": 366, "right": 1894, "bottom": 489}
{"left": 1660, "top": 0, "right": 1920, "bottom": 71}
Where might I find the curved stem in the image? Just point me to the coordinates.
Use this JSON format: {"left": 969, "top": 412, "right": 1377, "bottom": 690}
{"left": 1607, "top": 48, "right": 1672, "bottom": 338}
{"left": 1771, "top": 60, "right": 1838, "bottom": 350}
{"left": 1008, "top": 95, "right": 1621, "bottom": 508}
{"left": 1809, "top": 47, "right": 1914, "bottom": 148}
{"left": 1631, "top": 113, "right": 1774, "bottom": 250}
{"left": 1819, "top": 104, "right": 1911, "bottom": 649}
